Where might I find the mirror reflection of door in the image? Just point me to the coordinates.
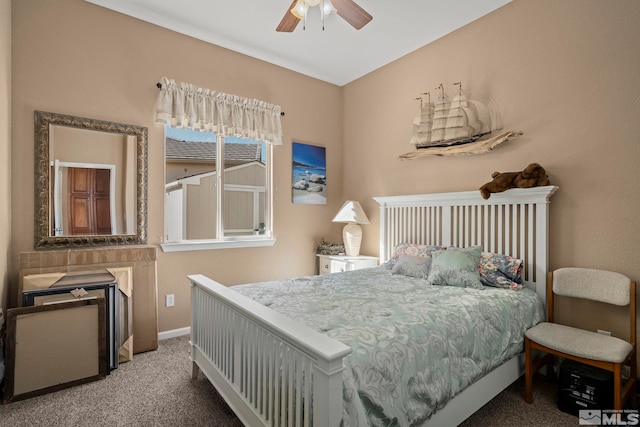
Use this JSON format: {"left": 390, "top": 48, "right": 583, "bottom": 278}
{"left": 68, "top": 168, "right": 112, "bottom": 235}
{"left": 53, "top": 161, "right": 116, "bottom": 236}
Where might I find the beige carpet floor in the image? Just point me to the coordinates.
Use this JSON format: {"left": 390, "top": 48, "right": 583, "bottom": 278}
{"left": 0, "top": 335, "right": 582, "bottom": 426}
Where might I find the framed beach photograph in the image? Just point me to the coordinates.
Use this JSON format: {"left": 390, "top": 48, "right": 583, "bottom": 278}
{"left": 292, "top": 142, "right": 326, "bottom": 205}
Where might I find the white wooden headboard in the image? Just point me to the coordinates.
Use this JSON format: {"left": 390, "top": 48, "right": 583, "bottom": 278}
{"left": 373, "top": 186, "right": 558, "bottom": 304}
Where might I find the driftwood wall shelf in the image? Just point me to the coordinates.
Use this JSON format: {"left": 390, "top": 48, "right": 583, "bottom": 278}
{"left": 399, "top": 131, "right": 522, "bottom": 160}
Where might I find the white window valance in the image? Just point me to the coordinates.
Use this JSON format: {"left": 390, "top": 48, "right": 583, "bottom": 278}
{"left": 155, "top": 77, "right": 283, "bottom": 145}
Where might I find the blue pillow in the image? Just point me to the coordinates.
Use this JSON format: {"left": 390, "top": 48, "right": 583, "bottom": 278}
{"left": 427, "top": 246, "right": 483, "bottom": 289}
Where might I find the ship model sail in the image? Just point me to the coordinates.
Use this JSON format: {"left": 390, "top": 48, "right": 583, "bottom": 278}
{"left": 409, "top": 92, "right": 434, "bottom": 146}
{"left": 411, "top": 82, "right": 492, "bottom": 149}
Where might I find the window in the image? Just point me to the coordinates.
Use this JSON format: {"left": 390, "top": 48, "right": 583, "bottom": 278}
{"left": 162, "top": 126, "right": 274, "bottom": 251}
{"left": 154, "top": 77, "right": 283, "bottom": 251}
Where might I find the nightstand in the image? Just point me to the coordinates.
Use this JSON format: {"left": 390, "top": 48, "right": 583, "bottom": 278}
{"left": 317, "top": 254, "right": 379, "bottom": 275}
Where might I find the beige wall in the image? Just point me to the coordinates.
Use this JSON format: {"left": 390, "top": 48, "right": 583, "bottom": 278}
{"left": 344, "top": 1, "right": 640, "bottom": 338}
{"left": 1, "top": 0, "right": 10, "bottom": 315}
{"left": 10, "top": 0, "right": 640, "bottom": 341}
{"left": 11, "top": 0, "right": 344, "bottom": 332}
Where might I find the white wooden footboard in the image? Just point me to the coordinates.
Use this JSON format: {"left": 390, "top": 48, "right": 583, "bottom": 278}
{"left": 188, "top": 274, "right": 351, "bottom": 427}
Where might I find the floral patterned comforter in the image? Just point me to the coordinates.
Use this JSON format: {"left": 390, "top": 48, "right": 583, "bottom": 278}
{"left": 232, "top": 267, "right": 544, "bottom": 426}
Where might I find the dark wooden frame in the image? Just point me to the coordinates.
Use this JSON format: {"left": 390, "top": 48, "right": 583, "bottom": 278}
{"left": 3, "top": 299, "right": 107, "bottom": 404}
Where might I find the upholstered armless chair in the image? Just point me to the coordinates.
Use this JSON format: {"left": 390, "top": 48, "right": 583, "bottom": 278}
{"left": 524, "top": 267, "right": 637, "bottom": 410}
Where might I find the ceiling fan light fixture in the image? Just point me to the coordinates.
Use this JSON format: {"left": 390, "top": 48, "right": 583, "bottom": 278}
{"left": 321, "top": 0, "right": 336, "bottom": 15}
{"left": 278, "top": 0, "right": 371, "bottom": 32}
{"left": 290, "top": 0, "right": 307, "bottom": 19}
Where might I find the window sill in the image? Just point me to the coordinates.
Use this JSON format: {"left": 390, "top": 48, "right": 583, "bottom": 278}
{"left": 160, "top": 238, "right": 276, "bottom": 252}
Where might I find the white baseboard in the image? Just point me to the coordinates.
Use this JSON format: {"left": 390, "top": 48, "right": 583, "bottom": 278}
{"left": 158, "top": 326, "right": 190, "bottom": 340}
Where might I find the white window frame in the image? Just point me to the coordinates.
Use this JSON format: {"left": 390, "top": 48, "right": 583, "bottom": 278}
{"left": 161, "top": 133, "right": 276, "bottom": 252}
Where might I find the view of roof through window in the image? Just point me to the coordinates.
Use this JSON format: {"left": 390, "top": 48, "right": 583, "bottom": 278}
{"left": 165, "top": 127, "right": 266, "bottom": 162}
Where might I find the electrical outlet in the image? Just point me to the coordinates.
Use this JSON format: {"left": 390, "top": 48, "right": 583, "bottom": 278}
{"left": 166, "top": 294, "right": 175, "bottom": 307}
{"left": 597, "top": 329, "right": 611, "bottom": 336}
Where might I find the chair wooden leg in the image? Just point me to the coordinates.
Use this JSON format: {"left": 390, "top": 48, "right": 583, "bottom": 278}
{"left": 631, "top": 354, "right": 637, "bottom": 407}
{"left": 614, "top": 363, "right": 622, "bottom": 410}
{"left": 525, "top": 337, "right": 533, "bottom": 404}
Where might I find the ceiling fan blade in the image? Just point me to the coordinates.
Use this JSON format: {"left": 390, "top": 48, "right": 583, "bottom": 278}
{"left": 276, "top": 0, "right": 301, "bottom": 32}
{"left": 330, "top": 0, "right": 372, "bottom": 30}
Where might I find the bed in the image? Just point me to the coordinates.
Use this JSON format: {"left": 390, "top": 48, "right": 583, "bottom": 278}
{"left": 188, "top": 186, "right": 558, "bottom": 426}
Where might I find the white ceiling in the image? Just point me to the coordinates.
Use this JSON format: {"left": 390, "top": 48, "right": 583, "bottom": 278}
{"left": 86, "top": 0, "right": 511, "bottom": 86}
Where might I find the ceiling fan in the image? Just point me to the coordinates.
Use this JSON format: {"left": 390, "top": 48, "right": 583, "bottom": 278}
{"left": 276, "top": 0, "right": 373, "bottom": 32}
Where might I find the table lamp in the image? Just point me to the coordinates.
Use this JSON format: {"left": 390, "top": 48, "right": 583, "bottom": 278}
{"left": 332, "top": 200, "right": 370, "bottom": 256}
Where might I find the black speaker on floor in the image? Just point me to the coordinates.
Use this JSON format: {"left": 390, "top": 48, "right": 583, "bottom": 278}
{"left": 557, "top": 358, "right": 614, "bottom": 415}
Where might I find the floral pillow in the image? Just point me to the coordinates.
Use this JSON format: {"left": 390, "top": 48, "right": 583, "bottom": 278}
{"left": 479, "top": 252, "right": 524, "bottom": 290}
{"left": 426, "top": 245, "right": 484, "bottom": 289}
{"left": 382, "top": 243, "right": 444, "bottom": 269}
{"left": 391, "top": 254, "right": 432, "bottom": 279}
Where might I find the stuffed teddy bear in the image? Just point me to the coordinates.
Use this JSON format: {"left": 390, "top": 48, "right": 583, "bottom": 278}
{"left": 479, "top": 163, "right": 550, "bottom": 199}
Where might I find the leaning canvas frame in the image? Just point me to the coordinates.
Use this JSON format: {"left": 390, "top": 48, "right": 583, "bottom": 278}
{"left": 22, "top": 282, "right": 119, "bottom": 371}
{"left": 292, "top": 142, "right": 327, "bottom": 205}
{"left": 19, "top": 267, "right": 134, "bottom": 364}
{"left": 3, "top": 299, "right": 107, "bottom": 404}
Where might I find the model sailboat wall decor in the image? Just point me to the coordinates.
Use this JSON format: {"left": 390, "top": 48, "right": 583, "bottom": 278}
{"left": 411, "top": 82, "right": 493, "bottom": 149}
{"left": 401, "top": 82, "right": 522, "bottom": 160}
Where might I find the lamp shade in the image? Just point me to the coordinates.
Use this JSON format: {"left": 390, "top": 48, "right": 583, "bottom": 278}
{"left": 332, "top": 201, "right": 370, "bottom": 224}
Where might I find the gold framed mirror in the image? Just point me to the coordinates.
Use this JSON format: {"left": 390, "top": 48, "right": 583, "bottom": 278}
{"left": 34, "top": 111, "right": 148, "bottom": 248}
